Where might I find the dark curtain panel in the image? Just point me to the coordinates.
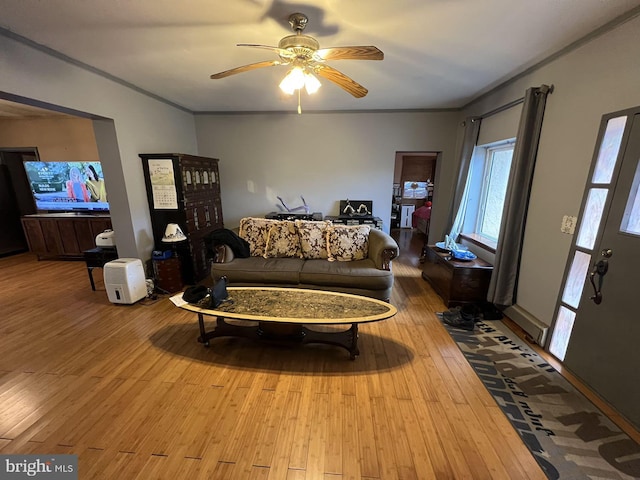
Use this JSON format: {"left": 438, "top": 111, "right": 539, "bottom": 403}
{"left": 445, "top": 116, "right": 481, "bottom": 237}
{"left": 488, "top": 84, "right": 552, "bottom": 306}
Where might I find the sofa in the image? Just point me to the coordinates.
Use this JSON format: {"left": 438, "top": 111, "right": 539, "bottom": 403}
{"left": 209, "top": 217, "right": 399, "bottom": 301}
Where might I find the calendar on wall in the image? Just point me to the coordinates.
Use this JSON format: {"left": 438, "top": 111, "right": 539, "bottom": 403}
{"left": 147, "top": 159, "right": 178, "bottom": 209}
{"left": 140, "top": 153, "right": 224, "bottom": 283}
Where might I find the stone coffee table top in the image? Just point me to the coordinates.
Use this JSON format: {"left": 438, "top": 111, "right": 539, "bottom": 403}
{"left": 173, "top": 287, "right": 396, "bottom": 324}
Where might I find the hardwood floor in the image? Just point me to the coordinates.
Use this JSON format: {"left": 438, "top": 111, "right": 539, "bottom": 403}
{"left": 0, "top": 231, "right": 550, "bottom": 479}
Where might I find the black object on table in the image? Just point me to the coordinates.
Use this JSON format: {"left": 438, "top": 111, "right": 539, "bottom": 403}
{"left": 83, "top": 247, "right": 118, "bottom": 290}
{"left": 265, "top": 212, "right": 323, "bottom": 221}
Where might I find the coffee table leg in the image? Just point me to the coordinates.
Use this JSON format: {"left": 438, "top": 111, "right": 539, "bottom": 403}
{"left": 197, "top": 313, "right": 210, "bottom": 347}
{"left": 349, "top": 323, "right": 360, "bottom": 360}
{"left": 196, "top": 315, "right": 362, "bottom": 359}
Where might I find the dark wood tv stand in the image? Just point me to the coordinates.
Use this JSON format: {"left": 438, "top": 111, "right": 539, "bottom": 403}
{"left": 21, "top": 213, "right": 112, "bottom": 260}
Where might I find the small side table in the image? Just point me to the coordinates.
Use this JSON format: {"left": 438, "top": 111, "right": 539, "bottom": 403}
{"left": 153, "top": 257, "right": 184, "bottom": 293}
{"left": 83, "top": 247, "right": 119, "bottom": 290}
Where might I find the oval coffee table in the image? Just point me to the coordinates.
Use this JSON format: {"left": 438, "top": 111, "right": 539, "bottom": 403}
{"left": 171, "top": 287, "right": 397, "bottom": 360}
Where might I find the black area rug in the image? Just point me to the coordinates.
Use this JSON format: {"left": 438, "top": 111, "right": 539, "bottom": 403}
{"left": 441, "top": 318, "right": 640, "bottom": 480}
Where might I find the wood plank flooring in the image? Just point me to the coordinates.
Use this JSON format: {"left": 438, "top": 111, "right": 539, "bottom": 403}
{"left": 0, "top": 231, "right": 551, "bottom": 479}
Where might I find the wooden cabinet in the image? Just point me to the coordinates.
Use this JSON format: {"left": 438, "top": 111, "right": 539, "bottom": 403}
{"left": 421, "top": 245, "right": 493, "bottom": 307}
{"left": 140, "top": 153, "right": 223, "bottom": 284}
{"left": 153, "top": 257, "right": 184, "bottom": 293}
{"left": 21, "top": 214, "right": 112, "bottom": 259}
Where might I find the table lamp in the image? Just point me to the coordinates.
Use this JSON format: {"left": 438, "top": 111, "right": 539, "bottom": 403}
{"left": 162, "top": 223, "right": 187, "bottom": 257}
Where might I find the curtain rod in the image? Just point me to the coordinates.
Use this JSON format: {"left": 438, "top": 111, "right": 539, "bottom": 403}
{"left": 466, "top": 98, "right": 524, "bottom": 125}
{"left": 479, "top": 96, "right": 525, "bottom": 120}
{"left": 474, "top": 84, "right": 554, "bottom": 121}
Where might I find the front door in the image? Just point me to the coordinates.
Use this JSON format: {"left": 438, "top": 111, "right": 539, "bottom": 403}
{"left": 552, "top": 110, "right": 640, "bottom": 428}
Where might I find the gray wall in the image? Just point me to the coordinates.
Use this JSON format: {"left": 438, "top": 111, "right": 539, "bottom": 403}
{"left": 459, "top": 14, "right": 640, "bottom": 330}
{"left": 1, "top": 32, "right": 198, "bottom": 261}
{"left": 194, "top": 111, "right": 459, "bottom": 240}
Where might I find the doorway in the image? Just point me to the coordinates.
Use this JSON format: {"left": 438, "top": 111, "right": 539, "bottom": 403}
{"left": 392, "top": 152, "right": 439, "bottom": 241}
{"left": 549, "top": 107, "right": 640, "bottom": 429}
{"left": 0, "top": 148, "right": 38, "bottom": 255}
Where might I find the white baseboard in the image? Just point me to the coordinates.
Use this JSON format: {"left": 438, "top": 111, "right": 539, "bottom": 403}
{"left": 504, "top": 305, "right": 549, "bottom": 346}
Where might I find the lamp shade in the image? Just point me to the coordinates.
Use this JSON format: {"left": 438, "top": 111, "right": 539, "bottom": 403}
{"left": 279, "top": 67, "right": 322, "bottom": 96}
{"left": 279, "top": 67, "right": 305, "bottom": 95}
{"left": 304, "top": 72, "right": 321, "bottom": 94}
{"left": 162, "top": 223, "right": 187, "bottom": 243}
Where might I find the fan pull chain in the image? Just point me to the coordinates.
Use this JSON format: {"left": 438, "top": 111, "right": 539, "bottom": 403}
{"left": 297, "top": 89, "right": 302, "bottom": 114}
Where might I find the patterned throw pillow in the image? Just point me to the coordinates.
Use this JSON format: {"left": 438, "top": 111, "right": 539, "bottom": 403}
{"left": 326, "top": 225, "right": 371, "bottom": 262}
{"left": 238, "top": 217, "right": 279, "bottom": 257}
{"left": 295, "top": 220, "right": 331, "bottom": 259}
{"left": 264, "top": 221, "right": 301, "bottom": 258}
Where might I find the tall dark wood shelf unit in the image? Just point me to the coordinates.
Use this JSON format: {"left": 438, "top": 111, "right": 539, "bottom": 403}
{"left": 140, "top": 153, "right": 223, "bottom": 284}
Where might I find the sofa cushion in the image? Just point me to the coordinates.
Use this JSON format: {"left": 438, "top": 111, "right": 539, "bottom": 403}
{"left": 327, "top": 224, "right": 371, "bottom": 261}
{"left": 300, "top": 258, "right": 393, "bottom": 291}
{"left": 239, "top": 217, "right": 279, "bottom": 257}
{"left": 264, "top": 220, "right": 301, "bottom": 258}
{"left": 295, "top": 220, "right": 331, "bottom": 259}
{"left": 210, "top": 256, "right": 304, "bottom": 284}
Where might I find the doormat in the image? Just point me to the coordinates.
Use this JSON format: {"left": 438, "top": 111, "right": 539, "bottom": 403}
{"left": 441, "top": 318, "right": 640, "bottom": 480}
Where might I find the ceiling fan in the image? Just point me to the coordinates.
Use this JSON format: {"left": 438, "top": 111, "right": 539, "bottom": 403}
{"left": 210, "top": 13, "right": 383, "bottom": 101}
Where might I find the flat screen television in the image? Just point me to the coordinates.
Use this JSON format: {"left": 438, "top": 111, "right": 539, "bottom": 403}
{"left": 23, "top": 161, "right": 110, "bottom": 213}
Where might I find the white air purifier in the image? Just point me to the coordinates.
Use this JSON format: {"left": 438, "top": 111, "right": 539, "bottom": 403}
{"left": 104, "top": 258, "right": 147, "bottom": 304}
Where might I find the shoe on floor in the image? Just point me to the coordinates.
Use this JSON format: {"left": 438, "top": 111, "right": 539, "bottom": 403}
{"left": 442, "top": 311, "right": 475, "bottom": 331}
{"left": 442, "top": 305, "right": 479, "bottom": 323}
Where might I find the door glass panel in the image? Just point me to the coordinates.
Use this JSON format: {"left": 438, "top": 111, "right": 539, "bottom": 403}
{"left": 562, "top": 250, "right": 592, "bottom": 308}
{"left": 576, "top": 188, "right": 608, "bottom": 249}
{"left": 549, "top": 306, "right": 576, "bottom": 361}
{"left": 593, "top": 116, "right": 627, "bottom": 184}
{"left": 620, "top": 157, "right": 640, "bottom": 235}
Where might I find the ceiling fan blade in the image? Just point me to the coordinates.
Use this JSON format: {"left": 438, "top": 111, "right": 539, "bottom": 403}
{"left": 210, "top": 60, "right": 284, "bottom": 79}
{"left": 237, "top": 44, "right": 296, "bottom": 59}
{"left": 315, "top": 65, "right": 368, "bottom": 98}
{"left": 314, "top": 46, "right": 383, "bottom": 61}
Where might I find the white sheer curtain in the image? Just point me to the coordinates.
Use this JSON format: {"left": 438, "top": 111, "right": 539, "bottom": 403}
{"left": 448, "top": 160, "right": 474, "bottom": 241}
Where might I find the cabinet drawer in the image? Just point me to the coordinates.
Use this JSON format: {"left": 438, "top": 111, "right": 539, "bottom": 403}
{"left": 153, "top": 258, "right": 184, "bottom": 293}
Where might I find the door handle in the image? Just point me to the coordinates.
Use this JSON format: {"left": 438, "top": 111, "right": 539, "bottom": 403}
{"left": 589, "top": 249, "right": 613, "bottom": 305}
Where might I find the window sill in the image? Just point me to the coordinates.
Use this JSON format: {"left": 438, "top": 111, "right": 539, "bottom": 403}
{"left": 459, "top": 233, "right": 497, "bottom": 254}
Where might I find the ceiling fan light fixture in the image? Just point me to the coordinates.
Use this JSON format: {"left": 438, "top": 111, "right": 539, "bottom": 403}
{"left": 210, "top": 12, "right": 382, "bottom": 102}
{"left": 279, "top": 67, "right": 305, "bottom": 94}
{"left": 304, "top": 72, "right": 321, "bottom": 94}
{"left": 279, "top": 67, "right": 321, "bottom": 96}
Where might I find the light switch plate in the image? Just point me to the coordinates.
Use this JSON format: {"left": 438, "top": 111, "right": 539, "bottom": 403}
{"left": 561, "top": 215, "right": 577, "bottom": 234}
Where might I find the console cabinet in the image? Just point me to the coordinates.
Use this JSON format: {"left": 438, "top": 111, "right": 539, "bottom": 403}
{"left": 21, "top": 214, "right": 112, "bottom": 259}
{"left": 421, "top": 245, "right": 493, "bottom": 307}
{"left": 140, "top": 153, "right": 223, "bottom": 284}
{"left": 324, "top": 216, "right": 384, "bottom": 230}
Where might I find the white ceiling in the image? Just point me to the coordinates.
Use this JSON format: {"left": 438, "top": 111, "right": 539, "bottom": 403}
{"left": 1, "top": 0, "right": 639, "bottom": 113}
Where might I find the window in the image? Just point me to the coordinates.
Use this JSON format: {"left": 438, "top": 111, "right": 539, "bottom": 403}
{"left": 402, "top": 181, "right": 428, "bottom": 199}
{"left": 476, "top": 144, "right": 514, "bottom": 240}
{"left": 459, "top": 140, "right": 514, "bottom": 247}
